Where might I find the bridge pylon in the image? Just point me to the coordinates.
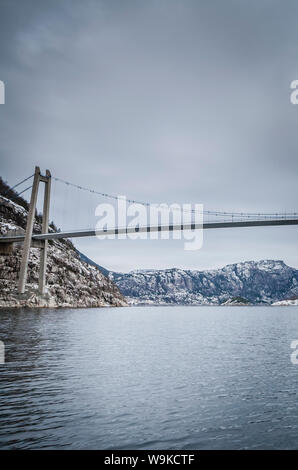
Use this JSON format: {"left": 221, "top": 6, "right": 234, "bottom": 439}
{"left": 18, "top": 166, "right": 51, "bottom": 295}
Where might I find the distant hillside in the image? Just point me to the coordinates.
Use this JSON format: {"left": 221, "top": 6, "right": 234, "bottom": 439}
{"left": 109, "top": 260, "right": 298, "bottom": 305}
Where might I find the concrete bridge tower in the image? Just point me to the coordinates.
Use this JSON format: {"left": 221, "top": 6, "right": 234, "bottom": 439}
{"left": 18, "top": 166, "right": 51, "bottom": 295}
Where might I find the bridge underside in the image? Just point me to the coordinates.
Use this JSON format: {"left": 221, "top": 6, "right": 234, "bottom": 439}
{"left": 1, "top": 218, "right": 298, "bottom": 243}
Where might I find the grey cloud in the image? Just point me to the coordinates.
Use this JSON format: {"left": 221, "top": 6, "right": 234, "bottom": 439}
{"left": 0, "top": 0, "right": 297, "bottom": 271}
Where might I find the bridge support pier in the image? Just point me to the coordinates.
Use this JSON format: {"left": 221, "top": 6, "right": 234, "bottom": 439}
{"left": 39, "top": 170, "right": 51, "bottom": 295}
{"left": 18, "top": 166, "right": 51, "bottom": 295}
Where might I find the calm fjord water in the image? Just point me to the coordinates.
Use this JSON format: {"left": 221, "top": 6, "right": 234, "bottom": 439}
{"left": 0, "top": 306, "right": 298, "bottom": 449}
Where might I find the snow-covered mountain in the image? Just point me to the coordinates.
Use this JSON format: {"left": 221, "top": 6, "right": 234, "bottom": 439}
{"left": 109, "top": 260, "right": 298, "bottom": 305}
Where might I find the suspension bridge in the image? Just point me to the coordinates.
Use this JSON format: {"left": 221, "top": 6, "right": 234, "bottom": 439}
{"left": 0, "top": 167, "right": 298, "bottom": 295}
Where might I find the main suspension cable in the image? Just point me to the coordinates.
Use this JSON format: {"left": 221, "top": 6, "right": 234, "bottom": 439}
{"left": 53, "top": 176, "right": 297, "bottom": 219}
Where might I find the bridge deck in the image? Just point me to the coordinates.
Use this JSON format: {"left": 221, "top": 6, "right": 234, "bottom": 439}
{"left": 0, "top": 218, "right": 298, "bottom": 243}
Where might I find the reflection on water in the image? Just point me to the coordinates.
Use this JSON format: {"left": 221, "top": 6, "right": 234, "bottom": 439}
{"left": 0, "top": 306, "right": 298, "bottom": 449}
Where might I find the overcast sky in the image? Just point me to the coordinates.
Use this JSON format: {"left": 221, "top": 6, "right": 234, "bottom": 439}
{"left": 1, "top": 0, "right": 298, "bottom": 272}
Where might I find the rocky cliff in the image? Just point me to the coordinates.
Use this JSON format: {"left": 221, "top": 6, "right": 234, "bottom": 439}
{"left": 109, "top": 260, "right": 298, "bottom": 305}
{"left": 0, "top": 194, "right": 127, "bottom": 308}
